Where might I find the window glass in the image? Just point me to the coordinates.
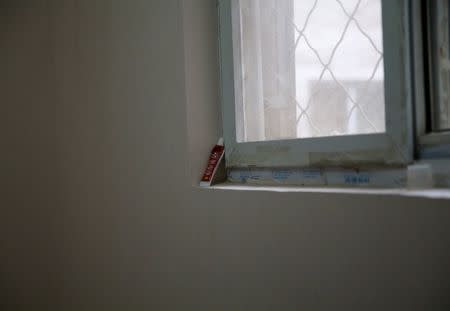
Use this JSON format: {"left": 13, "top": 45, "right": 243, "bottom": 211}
{"left": 234, "top": 0, "right": 385, "bottom": 142}
{"left": 428, "top": 0, "right": 450, "bottom": 131}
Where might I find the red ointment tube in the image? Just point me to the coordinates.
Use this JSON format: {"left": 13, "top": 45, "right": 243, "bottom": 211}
{"left": 200, "top": 138, "right": 225, "bottom": 187}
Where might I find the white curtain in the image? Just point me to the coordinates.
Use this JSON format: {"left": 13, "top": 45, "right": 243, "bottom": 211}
{"left": 233, "top": 0, "right": 297, "bottom": 142}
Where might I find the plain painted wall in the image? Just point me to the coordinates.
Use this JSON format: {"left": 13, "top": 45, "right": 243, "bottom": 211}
{"left": 1, "top": 1, "right": 450, "bottom": 310}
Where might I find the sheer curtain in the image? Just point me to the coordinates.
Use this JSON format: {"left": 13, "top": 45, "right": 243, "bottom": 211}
{"left": 234, "top": 0, "right": 297, "bottom": 142}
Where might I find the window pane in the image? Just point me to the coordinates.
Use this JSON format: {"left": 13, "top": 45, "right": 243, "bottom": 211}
{"left": 233, "top": 0, "right": 386, "bottom": 142}
{"left": 429, "top": 0, "right": 450, "bottom": 131}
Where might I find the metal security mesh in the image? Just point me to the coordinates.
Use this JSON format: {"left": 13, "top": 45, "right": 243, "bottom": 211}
{"left": 291, "top": 0, "right": 383, "bottom": 135}
{"left": 236, "top": 0, "right": 385, "bottom": 142}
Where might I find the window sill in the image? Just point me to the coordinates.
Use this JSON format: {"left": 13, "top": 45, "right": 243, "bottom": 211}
{"left": 204, "top": 182, "right": 450, "bottom": 200}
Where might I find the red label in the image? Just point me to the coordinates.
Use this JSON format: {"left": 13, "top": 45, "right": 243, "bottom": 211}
{"left": 201, "top": 145, "right": 225, "bottom": 183}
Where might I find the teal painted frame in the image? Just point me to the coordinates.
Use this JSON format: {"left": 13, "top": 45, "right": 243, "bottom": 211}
{"left": 218, "top": 0, "right": 414, "bottom": 168}
{"left": 413, "top": 0, "right": 450, "bottom": 159}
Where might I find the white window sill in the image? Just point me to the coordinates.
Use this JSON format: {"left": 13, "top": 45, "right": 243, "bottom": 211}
{"left": 205, "top": 182, "right": 450, "bottom": 200}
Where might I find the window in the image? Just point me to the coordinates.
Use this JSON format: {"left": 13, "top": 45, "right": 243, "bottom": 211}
{"left": 426, "top": 0, "right": 450, "bottom": 131}
{"left": 414, "top": 0, "right": 450, "bottom": 158}
{"left": 218, "top": 0, "right": 449, "bottom": 169}
{"left": 235, "top": 0, "right": 385, "bottom": 142}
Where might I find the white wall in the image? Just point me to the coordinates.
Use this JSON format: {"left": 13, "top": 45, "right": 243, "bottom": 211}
{"left": 2, "top": 1, "right": 450, "bottom": 310}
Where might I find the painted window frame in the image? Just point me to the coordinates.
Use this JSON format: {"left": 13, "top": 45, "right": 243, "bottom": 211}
{"left": 218, "top": 0, "right": 414, "bottom": 168}
{"left": 413, "top": 0, "right": 450, "bottom": 159}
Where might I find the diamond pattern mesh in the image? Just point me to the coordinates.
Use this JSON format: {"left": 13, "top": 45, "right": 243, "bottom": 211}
{"left": 236, "top": 0, "right": 385, "bottom": 142}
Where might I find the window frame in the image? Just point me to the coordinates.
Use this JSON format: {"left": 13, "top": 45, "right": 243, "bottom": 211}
{"left": 218, "top": 0, "right": 414, "bottom": 168}
{"left": 413, "top": 0, "right": 450, "bottom": 159}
